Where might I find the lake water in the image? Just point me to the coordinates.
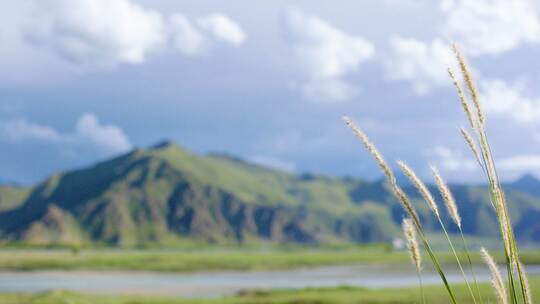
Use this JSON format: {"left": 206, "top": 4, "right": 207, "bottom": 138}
{"left": 1, "top": 264, "right": 539, "bottom": 298}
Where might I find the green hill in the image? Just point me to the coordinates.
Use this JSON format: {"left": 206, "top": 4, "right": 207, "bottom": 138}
{"left": 0, "top": 141, "right": 539, "bottom": 246}
{"left": 0, "top": 185, "right": 29, "bottom": 212}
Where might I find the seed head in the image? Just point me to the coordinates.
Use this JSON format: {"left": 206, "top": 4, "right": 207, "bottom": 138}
{"left": 431, "top": 166, "right": 461, "bottom": 228}
{"left": 398, "top": 161, "right": 439, "bottom": 218}
{"left": 403, "top": 218, "right": 421, "bottom": 273}
{"left": 481, "top": 247, "right": 507, "bottom": 304}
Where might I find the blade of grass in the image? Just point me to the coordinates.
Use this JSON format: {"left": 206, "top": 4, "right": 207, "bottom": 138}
{"left": 417, "top": 271, "right": 426, "bottom": 304}
{"left": 438, "top": 218, "right": 477, "bottom": 304}
{"left": 459, "top": 227, "right": 483, "bottom": 304}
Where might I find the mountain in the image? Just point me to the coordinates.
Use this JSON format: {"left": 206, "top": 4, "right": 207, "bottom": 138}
{"left": 0, "top": 142, "right": 539, "bottom": 246}
{"left": 506, "top": 174, "right": 540, "bottom": 198}
{"left": 0, "top": 185, "right": 29, "bottom": 212}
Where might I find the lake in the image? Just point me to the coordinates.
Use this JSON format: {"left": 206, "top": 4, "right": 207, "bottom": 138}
{"left": 1, "top": 263, "right": 539, "bottom": 298}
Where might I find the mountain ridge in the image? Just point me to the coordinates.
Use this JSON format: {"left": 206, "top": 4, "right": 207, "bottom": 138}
{"left": 1, "top": 141, "right": 539, "bottom": 246}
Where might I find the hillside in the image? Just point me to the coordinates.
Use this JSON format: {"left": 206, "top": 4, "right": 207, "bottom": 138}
{"left": 0, "top": 186, "right": 28, "bottom": 212}
{"left": 0, "top": 141, "right": 539, "bottom": 246}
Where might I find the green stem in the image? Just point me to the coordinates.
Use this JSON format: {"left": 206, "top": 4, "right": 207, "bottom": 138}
{"left": 481, "top": 133, "right": 519, "bottom": 304}
{"left": 506, "top": 248, "right": 518, "bottom": 304}
{"left": 417, "top": 271, "right": 425, "bottom": 304}
{"left": 415, "top": 225, "right": 458, "bottom": 304}
{"left": 389, "top": 184, "right": 457, "bottom": 304}
{"left": 492, "top": 198, "right": 517, "bottom": 304}
{"left": 438, "top": 217, "right": 477, "bottom": 304}
{"left": 490, "top": 190, "right": 518, "bottom": 304}
{"left": 458, "top": 227, "right": 483, "bottom": 304}
{"left": 510, "top": 223, "right": 529, "bottom": 304}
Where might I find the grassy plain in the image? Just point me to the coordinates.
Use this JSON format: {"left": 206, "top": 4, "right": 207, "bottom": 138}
{"left": 0, "top": 278, "right": 539, "bottom": 304}
{"left": 0, "top": 246, "right": 539, "bottom": 272}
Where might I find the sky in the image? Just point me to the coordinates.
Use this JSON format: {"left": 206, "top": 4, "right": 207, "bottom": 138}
{"left": 1, "top": 0, "right": 540, "bottom": 184}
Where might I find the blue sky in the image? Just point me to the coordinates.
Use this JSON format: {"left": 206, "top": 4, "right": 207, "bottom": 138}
{"left": 1, "top": 0, "right": 540, "bottom": 184}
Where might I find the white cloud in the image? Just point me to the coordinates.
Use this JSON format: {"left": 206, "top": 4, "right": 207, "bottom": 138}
{"left": 386, "top": 0, "right": 540, "bottom": 94}
{"left": 75, "top": 113, "right": 132, "bottom": 153}
{"left": 169, "top": 14, "right": 206, "bottom": 55}
{"left": 7, "top": 1, "right": 246, "bottom": 68}
{"left": 25, "top": 0, "right": 166, "bottom": 66}
{"left": 386, "top": 38, "right": 456, "bottom": 95}
{"left": 0, "top": 113, "right": 132, "bottom": 154}
{"left": 249, "top": 155, "right": 296, "bottom": 172}
{"left": 1, "top": 119, "right": 65, "bottom": 143}
{"left": 197, "top": 13, "right": 246, "bottom": 47}
{"left": 442, "top": 0, "right": 540, "bottom": 55}
{"left": 480, "top": 79, "right": 540, "bottom": 123}
{"left": 300, "top": 78, "right": 357, "bottom": 102}
{"left": 283, "top": 9, "right": 374, "bottom": 102}
{"left": 425, "top": 146, "right": 477, "bottom": 172}
{"left": 169, "top": 13, "right": 247, "bottom": 55}
{"left": 285, "top": 9, "right": 374, "bottom": 79}
{"left": 498, "top": 154, "right": 540, "bottom": 172}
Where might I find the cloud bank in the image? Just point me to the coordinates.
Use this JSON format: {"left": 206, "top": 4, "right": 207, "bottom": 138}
{"left": 386, "top": 38, "right": 455, "bottom": 95}
{"left": 21, "top": 0, "right": 246, "bottom": 67}
{"left": 1, "top": 113, "right": 132, "bottom": 155}
{"left": 386, "top": 0, "right": 540, "bottom": 94}
{"left": 442, "top": 0, "right": 540, "bottom": 55}
{"left": 283, "top": 9, "right": 374, "bottom": 102}
{"left": 480, "top": 79, "right": 540, "bottom": 123}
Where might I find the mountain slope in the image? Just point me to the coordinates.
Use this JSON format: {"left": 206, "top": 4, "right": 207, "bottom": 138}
{"left": 0, "top": 142, "right": 539, "bottom": 246}
{"left": 0, "top": 185, "right": 29, "bottom": 212}
{"left": 0, "top": 142, "right": 397, "bottom": 246}
{"left": 506, "top": 174, "right": 540, "bottom": 198}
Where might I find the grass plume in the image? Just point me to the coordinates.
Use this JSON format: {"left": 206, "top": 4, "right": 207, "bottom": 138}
{"left": 431, "top": 166, "right": 460, "bottom": 228}
{"left": 452, "top": 44, "right": 484, "bottom": 127}
{"left": 403, "top": 218, "right": 425, "bottom": 304}
{"left": 345, "top": 44, "right": 531, "bottom": 304}
{"left": 343, "top": 117, "right": 395, "bottom": 184}
{"left": 344, "top": 117, "right": 458, "bottom": 304}
{"left": 460, "top": 127, "right": 483, "bottom": 170}
{"left": 482, "top": 247, "right": 508, "bottom": 304}
{"left": 402, "top": 218, "right": 421, "bottom": 273}
{"left": 448, "top": 68, "right": 476, "bottom": 130}
{"left": 397, "top": 161, "right": 439, "bottom": 218}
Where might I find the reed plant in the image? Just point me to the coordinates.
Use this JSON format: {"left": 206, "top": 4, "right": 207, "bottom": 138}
{"left": 403, "top": 217, "right": 425, "bottom": 304}
{"left": 344, "top": 46, "right": 532, "bottom": 304}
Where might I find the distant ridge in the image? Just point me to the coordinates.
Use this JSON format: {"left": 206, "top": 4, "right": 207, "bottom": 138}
{"left": 0, "top": 141, "right": 540, "bottom": 246}
{"left": 151, "top": 139, "right": 175, "bottom": 150}
{"left": 506, "top": 173, "right": 540, "bottom": 197}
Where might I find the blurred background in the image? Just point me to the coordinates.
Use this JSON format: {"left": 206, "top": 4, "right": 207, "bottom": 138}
{"left": 3, "top": 0, "right": 540, "bottom": 184}
{"left": 1, "top": 1, "right": 540, "bottom": 303}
